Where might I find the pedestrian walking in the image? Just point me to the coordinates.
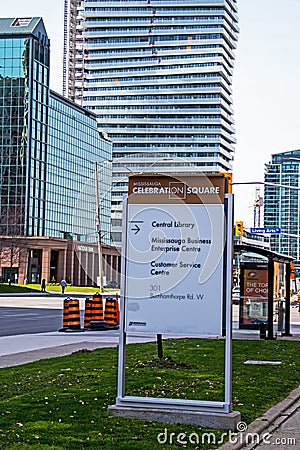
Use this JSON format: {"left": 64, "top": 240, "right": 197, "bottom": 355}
{"left": 60, "top": 279, "right": 67, "bottom": 294}
{"left": 41, "top": 279, "right": 46, "bottom": 293}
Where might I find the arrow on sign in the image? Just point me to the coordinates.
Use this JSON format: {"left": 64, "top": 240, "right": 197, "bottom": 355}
{"left": 130, "top": 221, "right": 143, "bottom": 234}
{"left": 131, "top": 224, "right": 140, "bottom": 234}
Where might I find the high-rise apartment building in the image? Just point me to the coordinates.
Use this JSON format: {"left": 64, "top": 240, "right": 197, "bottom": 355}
{"left": 0, "top": 17, "right": 119, "bottom": 285}
{"left": 64, "top": 0, "right": 239, "bottom": 244}
{"left": 264, "top": 150, "right": 300, "bottom": 259}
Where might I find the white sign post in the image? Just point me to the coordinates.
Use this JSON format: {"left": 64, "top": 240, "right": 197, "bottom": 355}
{"left": 110, "top": 174, "right": 239, "bottom": 426}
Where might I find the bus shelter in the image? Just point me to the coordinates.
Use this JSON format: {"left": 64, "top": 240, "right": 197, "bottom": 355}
{"left": 234, "top": 244, "right": 294, "bottom": 339}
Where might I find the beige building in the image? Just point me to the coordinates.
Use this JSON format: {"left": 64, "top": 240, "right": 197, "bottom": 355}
{"left": 0, "top": 236, "right": 120, "bottom": 287}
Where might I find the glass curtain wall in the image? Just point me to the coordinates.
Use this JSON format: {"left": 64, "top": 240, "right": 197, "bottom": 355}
{"left": 0, "top": 31, "right": 50, "bottom": 237}
{"left": 47, "top": 93, "right": 112, "bottom": 244}
{"left": 264, "top": 151, "right": 300, "bottom": 259}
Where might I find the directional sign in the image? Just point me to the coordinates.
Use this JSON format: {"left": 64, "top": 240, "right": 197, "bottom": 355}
{"left": 250, "top": 227, "right": 281, "bottom": 235}
{"left": 123, "top": 174, "right": 229, "bottom": 336}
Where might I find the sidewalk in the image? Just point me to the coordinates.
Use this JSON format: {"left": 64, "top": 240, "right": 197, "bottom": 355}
{"left": 218, "top": 386, "right": 300, "bottom": 449}
{"left": 0, "top": 330, "right": 158, "bottom": 368}
{"left": 220, "top": 305, "right": 300, "bottom": 449}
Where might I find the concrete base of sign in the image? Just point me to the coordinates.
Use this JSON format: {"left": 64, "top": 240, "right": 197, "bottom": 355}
{"left": 107, "top": 405, "right": 241, "bottom": 430}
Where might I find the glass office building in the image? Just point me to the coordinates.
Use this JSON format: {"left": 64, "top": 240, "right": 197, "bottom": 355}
{"left": 0, "top": 17, "right": 115, "bottom": 285}
{"left": 0, "top": 17, "right": 49, "bottom": 238}
{"left": 264, "top": 150, "right": 300, "bottom": 259}
{"left": 47, "top": 91, "right": 112, "bottom": 243}
{"left": 64, "top": 0, "right": 239, "bottom": 244}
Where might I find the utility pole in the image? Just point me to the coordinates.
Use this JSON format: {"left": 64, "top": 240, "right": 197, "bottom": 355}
{"left": 253, "top": 187, "right": 263, "bottom": 228}
{"left": 95, "top": 162, "right": 103, "bottom": 293}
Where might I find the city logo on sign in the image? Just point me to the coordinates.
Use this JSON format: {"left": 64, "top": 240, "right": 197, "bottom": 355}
{"left": 169, "top": 181, "right": 186, "bottom": 199}
{"left": 250, "top": 227, "right": 281, "bottom": 235}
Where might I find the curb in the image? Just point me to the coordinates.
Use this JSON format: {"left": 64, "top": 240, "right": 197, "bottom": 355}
{"left": 0, "top": 341, "right": 116, "bottom": 368}
{"left": 217, "top": 385, "right": 300, "bottom": 449}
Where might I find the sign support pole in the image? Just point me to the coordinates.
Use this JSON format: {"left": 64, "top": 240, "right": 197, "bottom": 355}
{"left": 224, "top": 193, "right": 233, "bottom": 412}
{"left": 116, "top": 197, "right": 128, "bottom": 400}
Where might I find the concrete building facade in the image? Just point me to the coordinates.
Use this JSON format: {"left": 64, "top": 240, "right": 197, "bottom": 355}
{"left": 63, "top": 0, "right": 239, "bottom": 244}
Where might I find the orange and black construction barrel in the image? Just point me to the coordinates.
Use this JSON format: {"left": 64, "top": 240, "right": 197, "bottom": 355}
{"left": 88, "top": 292, "right": 107, "bottom": 330}
{"left": 104, "top": 297, "right": 119, "bottom": 328}
{"left": 115, "top": 293, "right": 120, "bottom": 325}
{"left": 66, "top": 299, "right": 82, "bottom": 330}
{"left": 92, "top": 292, "right": 104, "bottom": 321}
{"left": 84, "top": 297, "right": 93, "bottom": 329}
{"left": 58, "top": 297, "right": 70, "bottom": 332}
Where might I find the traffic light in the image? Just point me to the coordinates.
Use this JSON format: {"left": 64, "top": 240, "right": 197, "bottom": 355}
{"left": 235, "top": 221, "right": 244, "bottom": 236}
{"left": 290, "top": 263, "right": 295, "bottom": 280}
{"left": 218, "top": 172, "right": 232, "bottom": 193}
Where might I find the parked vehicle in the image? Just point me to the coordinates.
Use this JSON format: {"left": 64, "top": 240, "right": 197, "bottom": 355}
{"left": 105, "top": 280, "right": 119, "bottom": 289}
{"left": 232, "top": 286, "right": 240, "bottom": 304}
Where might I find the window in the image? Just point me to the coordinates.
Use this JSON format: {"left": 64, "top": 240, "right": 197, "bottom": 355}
{"left": 11, "top": 18, "right": 32, "bottom": 27}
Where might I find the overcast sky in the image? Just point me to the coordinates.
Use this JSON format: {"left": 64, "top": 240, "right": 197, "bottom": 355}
{"left": 1, "top": 0, "right": 300, "bottom": 228}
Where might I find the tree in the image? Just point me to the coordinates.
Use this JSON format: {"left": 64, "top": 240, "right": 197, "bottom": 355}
{"left": 0, "top": 236, "right": 28, "bottom": 283}
{"left": 0, "top": 204, "right": 27, "bottom": 284}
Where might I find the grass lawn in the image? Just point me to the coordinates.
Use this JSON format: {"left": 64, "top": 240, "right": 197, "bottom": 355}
{"left": 0, "top": 338, "right": 299, "bottom": 449}
{"left": 0, "top": 284, "right": 118, "bottom": 294}
{"left": 25, "top": 284, "right": 109, "bottom": 294}
{"left": 0, "top": 284, "right": 39, "bottom": 294}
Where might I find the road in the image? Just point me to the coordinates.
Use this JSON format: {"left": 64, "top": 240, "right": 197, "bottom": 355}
{"left": 1, "top": 294, "right": 300, "bottom": 338}
{"left": 0, "top": 307, "right": 62, "bottom": 336}
{"left": 0, "top": 294, "right": 156, "bottom": 368}
{"left": 0, "top": 294, "right": 90, "bottom": 337}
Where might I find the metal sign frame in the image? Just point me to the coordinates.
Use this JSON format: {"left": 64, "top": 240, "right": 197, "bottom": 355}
{"left": 116, "top": 179, "right": 233, "bottom": 414}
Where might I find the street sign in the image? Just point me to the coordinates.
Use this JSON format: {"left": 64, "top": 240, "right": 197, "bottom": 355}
{"left": 250, "top": 227, "right": 281, "bottom": 235}
{"left": 113, "top": 173, "right": 235, "bottom": 417}
{"left": 122, "top": 174, "right": 230, "bottom": 336}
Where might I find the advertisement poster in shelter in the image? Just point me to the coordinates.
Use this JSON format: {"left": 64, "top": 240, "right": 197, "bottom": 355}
{"left": 240, "top": 262, "right": 268, "bottom": 328}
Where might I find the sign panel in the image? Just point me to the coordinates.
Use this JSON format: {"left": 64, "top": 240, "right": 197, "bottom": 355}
{"left": 250, "top": 227, "right": 281, "bottom": 234}
{"left": 123, "top": 174, "right": 227, "bottom": 335}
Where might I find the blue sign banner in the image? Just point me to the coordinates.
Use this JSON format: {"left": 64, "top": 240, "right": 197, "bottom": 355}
{"left": 250, "top": 227, "right": 281, "bottom": 235}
